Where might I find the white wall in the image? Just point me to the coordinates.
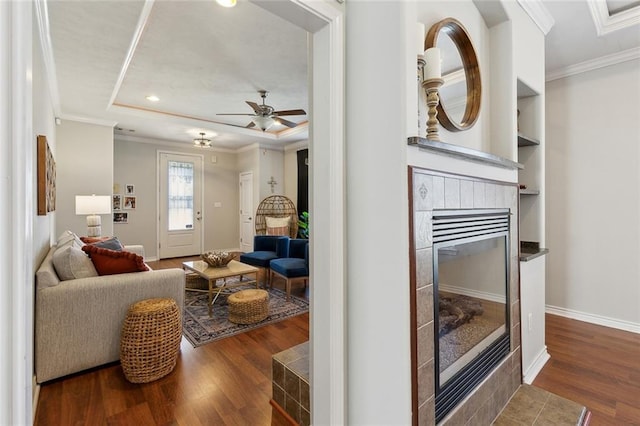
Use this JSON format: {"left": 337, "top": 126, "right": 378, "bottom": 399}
{"left": 55, "top": 120, "right": 113, "bottom": 238}
{"left": 237, "top": 144, "right": 260, "bottom": 217}
{"left": 258, "top": 147, "right": 285, "bottom": 199}
{"left": 346, "top": 2, "right": 412, "bottom": 423}
{"left": 113, "top": 139, "right": 239, "bottom": 258}
{"left": 2, "top": 2, "right": 35, "bottom": 423}
{"left": 416, "top": 1, "right": 492, "bottom": 154}
{"left": 546, "top": 59, "right": 640, "bottom": 328}
{"left": 32, "top": 12, "right": 57, "bottom": 268}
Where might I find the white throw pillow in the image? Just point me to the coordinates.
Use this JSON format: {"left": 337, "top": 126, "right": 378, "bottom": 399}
{"left": 52, "top": 244, "right": 98, "bottom": 281}
{"left": 265, "top": 216, "right": 291, "bottom": 236}
{"left": 56, "top": 230, "right": 84, "bottom": 249}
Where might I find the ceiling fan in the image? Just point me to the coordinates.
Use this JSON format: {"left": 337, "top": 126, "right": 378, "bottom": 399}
{"left": 217, "top": 90, "right": 306, "bottom": 131}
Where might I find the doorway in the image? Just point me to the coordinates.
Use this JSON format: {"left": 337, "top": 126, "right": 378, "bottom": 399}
{"left": 158, "top": 151, "right": 204, "bottom": 259}
{"left": 239, "top": 171, "right": 254, "bottom": 252}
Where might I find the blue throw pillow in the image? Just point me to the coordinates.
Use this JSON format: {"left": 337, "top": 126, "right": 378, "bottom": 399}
{"left": 90, "top": 237, "right": 123, "bottom": 251}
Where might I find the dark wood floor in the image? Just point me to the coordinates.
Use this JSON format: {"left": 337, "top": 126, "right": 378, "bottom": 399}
{"left": 34, "top": 259, "right": 640, "bottom": 425}
{"left": 34, "top": 256, "right": 309, "bottom": 426}
{"left": 533, "top": 314, "right": 640, "bottom": 425}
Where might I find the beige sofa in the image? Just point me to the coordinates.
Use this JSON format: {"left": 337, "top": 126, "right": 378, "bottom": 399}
{"left": 35, "top": 233, "right": 185, "bottom": 383}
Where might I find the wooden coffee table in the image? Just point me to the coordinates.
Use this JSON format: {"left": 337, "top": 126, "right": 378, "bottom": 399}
{"left": 182, "top": 260, "right": 259, "bottom": 317}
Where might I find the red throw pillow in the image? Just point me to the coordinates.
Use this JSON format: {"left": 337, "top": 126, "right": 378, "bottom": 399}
{"left": 81, "top": 245, "right": 148, "bottom": 276}
{"left": 80, "top": 236, "right": 110, "bottom": 244}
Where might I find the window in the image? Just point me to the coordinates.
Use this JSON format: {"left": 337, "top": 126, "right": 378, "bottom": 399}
{"left": 167, "top": 161, "right": 194, "bottom": 230}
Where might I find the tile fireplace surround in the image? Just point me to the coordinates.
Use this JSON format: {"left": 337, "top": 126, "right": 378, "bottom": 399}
{"left": 409, "top": 166, "right": 521, "bottom": 425}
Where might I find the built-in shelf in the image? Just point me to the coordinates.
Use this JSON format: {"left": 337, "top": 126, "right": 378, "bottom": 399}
{"left": 520, "top": 248, "right": 549, "bottom": 262}
{"left": 407, "top": 137, "right": 523, "bottom": 170}
{"left": 519, "top": 189, "right": 540, "bottom": 195}
{"left": 517, "top": 133, "right": 540, "bottom": 147}
{"left": 519, "top": 241, "right": 548, "bottom": 262}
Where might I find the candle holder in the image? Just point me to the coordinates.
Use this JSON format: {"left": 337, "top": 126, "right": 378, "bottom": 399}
{"left": 422, "top": 77, "right": 444, "bottom": 141}
{"left": 417, "top": 55, "right": 426, "bottom": 136}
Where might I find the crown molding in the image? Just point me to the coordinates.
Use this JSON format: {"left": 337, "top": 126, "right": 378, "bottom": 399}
{"left": 34, "top": 0, "right": 62, "bottom": 117}
{"left": 58, "top": 114, "right": 118, "bottom": 128}
{"left": 516, "top": 0, "right": 555, "bottom": 35}
{"left": 587, "top": 0, "right": 640, "bottom": 36}
{"left": 546, "top": 46, "right": 640, "bottom": 81}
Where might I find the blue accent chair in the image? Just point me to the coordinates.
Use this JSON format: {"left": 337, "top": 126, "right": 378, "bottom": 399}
{"left": 239, "top": 235, "right": 289, "bottom": 285}
{"left": 269, "top": 239, "right": 309, "bottom": 300}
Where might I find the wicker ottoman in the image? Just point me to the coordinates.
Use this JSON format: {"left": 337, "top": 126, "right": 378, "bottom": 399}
{"left": 120, "top": 298, "right": 182, "bottom": 383}
{"left": 227, "top": 289, "right": 269, "bottom": 324}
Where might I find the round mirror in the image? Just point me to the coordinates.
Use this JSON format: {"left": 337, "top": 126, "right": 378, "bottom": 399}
{"left": 425, "top": 18, "right": 481, "bottom": 132}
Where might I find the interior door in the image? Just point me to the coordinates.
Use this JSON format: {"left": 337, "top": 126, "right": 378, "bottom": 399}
{"left": 239, "top": 171, "right": 254, "bottom": 252}
{"left": 159, "top": 152, "right": 203, "bottom": 259}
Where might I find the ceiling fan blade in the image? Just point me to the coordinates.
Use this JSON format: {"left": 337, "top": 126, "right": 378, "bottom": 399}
{"left": 216, "top": 113, "right": 255, "bottom": 116}
{"left": 275, "top": 117, "right": 298, "bottom": 128}
{"left": 245, "top": 121, "right": 256, "bottom": 128}
{"left": 273, "top": 109, "right": 306, "bottom": 116}
{"left": 246, "top": 101, "right": 261, "bottom": 114}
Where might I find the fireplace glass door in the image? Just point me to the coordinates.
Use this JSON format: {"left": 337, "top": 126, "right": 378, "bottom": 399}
{"left": 432, "top": 209, "right": 511, "bottom": 421}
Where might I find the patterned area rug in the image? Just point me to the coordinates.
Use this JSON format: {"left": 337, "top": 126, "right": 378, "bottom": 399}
{"left": 182, "top": 281, "right": 308, "bottom": 347}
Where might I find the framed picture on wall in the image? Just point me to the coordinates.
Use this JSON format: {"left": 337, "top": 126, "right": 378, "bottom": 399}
{"left": 113, "top": 194, "right": 122, "bottom": 210}
{"left": 125, "top": 184, "right": 135, "bottom": 195}
{"left": 113, "top": 212, "right": 128, "bottom": 224}
{"left": 124, "top": 196, "right": 136, "bottom": 210}
{"left": 37, "top": 135, "right": 56, "bottom": 215}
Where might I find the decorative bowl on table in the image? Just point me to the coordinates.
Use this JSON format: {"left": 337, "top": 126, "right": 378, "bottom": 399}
{"left": 201, "top": 251, "right": 235, "bottom": 268}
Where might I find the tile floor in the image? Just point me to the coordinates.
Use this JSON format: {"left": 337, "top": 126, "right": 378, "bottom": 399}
{"left": 493, "top": 384, "right": 590, "bottom": 425}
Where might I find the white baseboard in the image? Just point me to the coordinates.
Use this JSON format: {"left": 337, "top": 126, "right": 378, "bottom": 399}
{"left": 522, "top": 348, "right": 550, "bottom": 384}
{"left": 546, "top": 305, "right": 640, "bottom": 334}
{"left": 145, "top": 256, "right": 158, "bottom": 262}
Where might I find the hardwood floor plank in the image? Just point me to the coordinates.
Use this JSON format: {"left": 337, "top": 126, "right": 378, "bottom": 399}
{"left": 534, "top": 314, "right": 640, "bottom": 426}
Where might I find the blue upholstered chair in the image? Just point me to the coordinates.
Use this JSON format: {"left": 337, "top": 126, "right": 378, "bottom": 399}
{"left": 269, "top": 239, "right": 309, "bottom": 300}
{"left": 239, "top": 235, "right": 289, "bottom": 285}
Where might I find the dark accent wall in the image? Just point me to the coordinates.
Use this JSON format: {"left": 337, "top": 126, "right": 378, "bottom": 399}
{"left": 297, "top": 149, "right": 308, "bottom": 215}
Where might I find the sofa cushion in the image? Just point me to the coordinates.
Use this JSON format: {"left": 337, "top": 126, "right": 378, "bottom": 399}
{"left": 239, "top": 251, "right": 279, "bottom": 268}
{"left": 270, "top": 258, "right": 308, "bottom": 278}
{"left": 89, "top": 236, "right": 123, "bottom": 251}
{"left": 81, "top": 245, "right": 149, "bottom": 275}
{"left": 266, "top": 216, "right": 290, "bottom": 236}
{"left": 80, "top": 236, "right": 110, "bottom": 244}
{"left": 52, "top": 244, "right": 98, "bottom": 281}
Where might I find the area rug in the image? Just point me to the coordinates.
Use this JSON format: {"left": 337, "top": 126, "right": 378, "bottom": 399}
{"left": 182, "top": 283, "right": 308, "bottom": 347}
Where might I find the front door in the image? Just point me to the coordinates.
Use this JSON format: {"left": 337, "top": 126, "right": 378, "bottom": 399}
{"left": 159, "top": 152, "right": 203, "bottom": 259}
{"left": 239, "top": 171, "right": 254, "bottom": 252}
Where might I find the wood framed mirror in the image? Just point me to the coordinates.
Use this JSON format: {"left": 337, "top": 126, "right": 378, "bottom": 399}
{"left": 425, "top": 18, "right": 481, "bottom": 132}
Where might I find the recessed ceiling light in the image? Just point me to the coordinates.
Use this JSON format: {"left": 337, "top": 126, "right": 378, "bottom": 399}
{"left": 216, "top": 0, "right": 237, "bottom": 7}
{"left": 145, "top": 95, "right": 160, "bottom": 102}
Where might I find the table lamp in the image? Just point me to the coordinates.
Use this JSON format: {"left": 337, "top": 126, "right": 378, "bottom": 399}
{"left": 75, "top": 195, "right": 111, "bottom": 237}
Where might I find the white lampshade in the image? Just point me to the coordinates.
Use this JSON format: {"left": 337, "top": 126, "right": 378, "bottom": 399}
{"left": 76, "top": 195, "right": 111, "bottom": 237}
{"left": 252, "top": 116, "right": 275, "bottom": 131}
{"left": 75, "top": 195, "right": 111, "bottom": 215}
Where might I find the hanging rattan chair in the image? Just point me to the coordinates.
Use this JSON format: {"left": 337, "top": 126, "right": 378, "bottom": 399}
{"left": 254, "top": 195, "right": 299, "bottom": 239}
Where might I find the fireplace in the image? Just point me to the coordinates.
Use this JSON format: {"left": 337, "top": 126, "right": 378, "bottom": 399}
{"left": 409, "top": 167, "right": 521, "bottom": 425}
{"left": 432, "top": 209, "right": 510, "bottom": 422}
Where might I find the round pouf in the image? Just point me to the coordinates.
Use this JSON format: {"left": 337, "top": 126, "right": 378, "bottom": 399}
{"left": 227, "top": 289, "right": 269, "bottom": 324}
{"left": 120, "top": 298, "right": 182, "bottom": 384}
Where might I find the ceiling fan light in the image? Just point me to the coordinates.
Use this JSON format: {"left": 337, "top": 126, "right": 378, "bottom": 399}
{"left": 252, "top": 116, "right": 275, "bottom": 131}
{"left": 216, "top": 0, "right": 237, "bottom": 7}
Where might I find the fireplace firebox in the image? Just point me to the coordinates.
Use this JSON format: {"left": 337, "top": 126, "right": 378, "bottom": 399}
{"left": 432, "top": 209, "right": 511, "bottom": 422}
